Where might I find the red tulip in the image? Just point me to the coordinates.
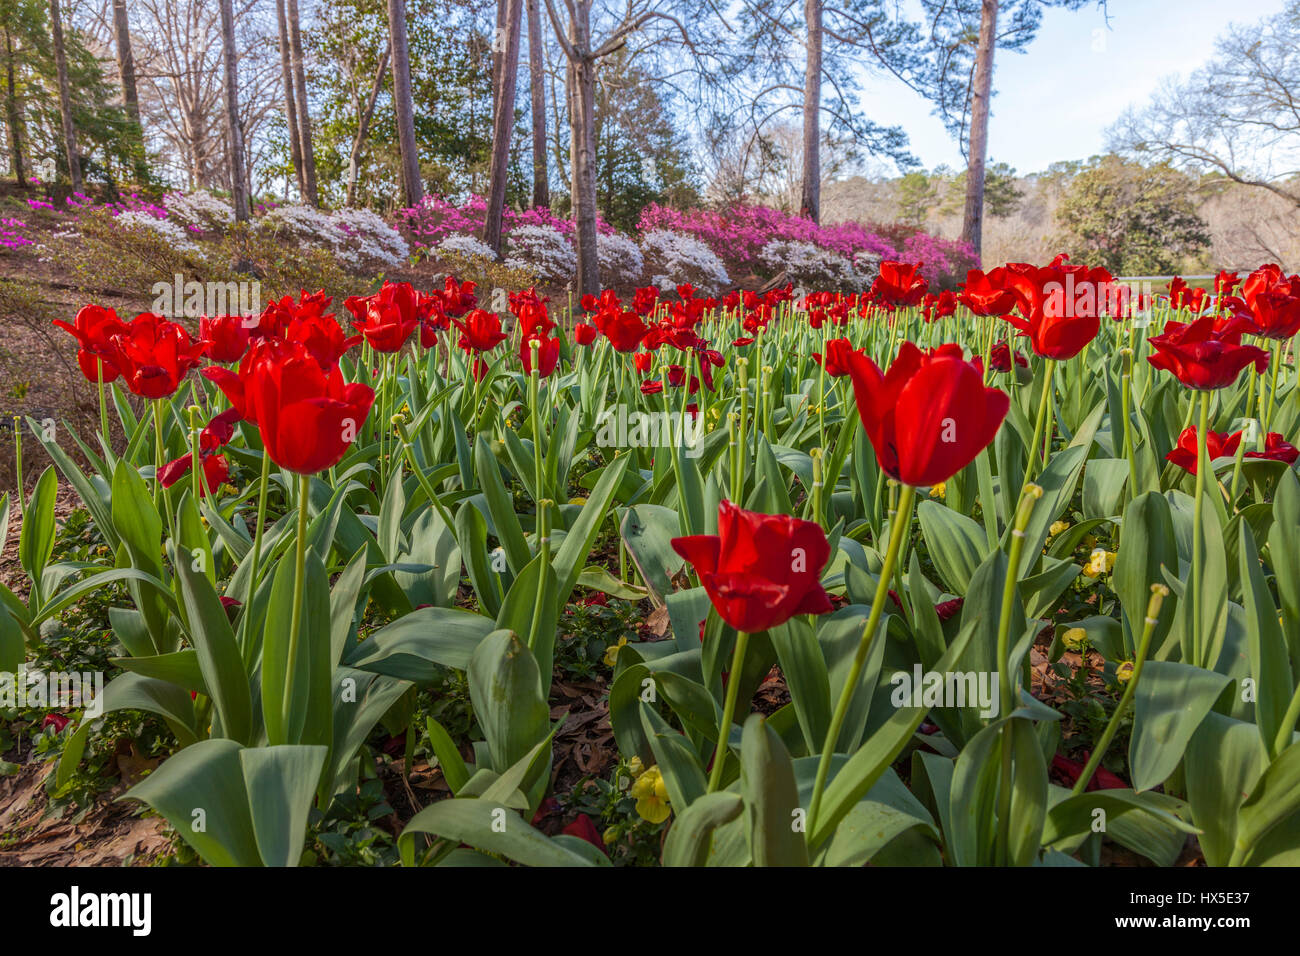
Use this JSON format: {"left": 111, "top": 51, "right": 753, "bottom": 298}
{"left": 452, "top": 309, "right": 508, "bottom": 354}
{"left": 812, "top": 338, "right": 858, "bottom": 377}
{"left": 845, "top": 342, "right": 1009, "bottom": 487}
{"left": 1166, "top": 426, "right": 1242, "bottom": 476}
{"left": 988, "top": 341, "right": 1027, "bottom": 373}
{"left": 1000, "top": 261, "right": 1103, "bottom": 360}
{"left": 158, "top": 409, "right": 239, "bottom": 494}
{"left": 573, "top": 322, "right": 598, "bottom": 346}
{"left": 871, "top": 261, "right": 927, "bottom": 308}
{"left": 1148, "top": 316, "right": 1269, "bottom": 390}
{"left": 959, "top": 268, "right": 1016, "bottom": 316}
{"left": 560, "top": 814, "right": 606, "bottom": 854}
{"left": 247, "top": 344, "right": 375, "bottom": 474}
{"left": 520, "top": 334, "right": 560, "bottom": 377}
{"left": 53, "top": 304, "right": 127, "bottom": 383}
{"left": 1246, "top": 432, "right": 1300, "bottom": 464}
{"left": 633, "top": 351, "right": 652, "bottom": 374}
{"left": 671, "top": 500, "right": 832, "bottom": 633}
{"left": 345, "top": 281, "right": 420, "bottom": 353}
{"left": 286, "top": 311, "right": 362, "bottom": 370}
{"left": 107, "top": 312, "right": 208, "bottom": 398}
{"left": 199, "top": 314, "right": 252, "bottom": 363}
{"left": 598, "top": 309, "right": 648, "bottom": 352}
{"left": 1248, "top": 290, "right": 1300, "bottom": 340}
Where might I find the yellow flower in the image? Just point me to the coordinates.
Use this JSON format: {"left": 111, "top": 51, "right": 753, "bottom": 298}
{"left": 1062, "top": 627, "right": 1088, "bottom": 652}
{"left": 1115, "top": 661, "right": 1135, "bottom": 684}
{"left": 1084, "top": 548, "right": 1116, "bottom": 577}
{"left": 602, "top": 826, "right": 619, "bottom": 846}
{"left": 628, "top": 755, "right": 644, "bottom": 777}
{"left": 603, "top": 637, "right": 627, "bottom": 667}
{"left": 568, "top": 496, "right": 588, "bottom": 506}
{"left": 631, "top": 765, "right": 671, "bottom": 823}
{"left": 1049, "top": 520, "right": 1070, "bottom": 538}
{"left": 929, "top": 482, "right": 946, "bottom": 499}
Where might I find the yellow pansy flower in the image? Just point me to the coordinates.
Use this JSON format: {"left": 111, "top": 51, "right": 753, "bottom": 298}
{"left": 1115, "top": 661, "right": 1135, "bottom": 684}
{"left": 1062, "top": 627, "right": 1088, "bottom": 652}
{"left": 1049, "top": 520, "right": 1070, "bottom": 538}
{"left": 631, "top": 765, "right": 671, "bottom": 823}
{"left": 603, "top": 637, "right": 627, "bottom": 667}
{"left": 929, "top": 482, "right": 946, "bottom": 499}
{"left": 1084, "top": 548, "right": 1116, "bottom": 577}
{"left": 568, "top": 496, "right": 588, "bottom": 506}
{"left": 628, "top": 755, "right": 645, "bottom": 777}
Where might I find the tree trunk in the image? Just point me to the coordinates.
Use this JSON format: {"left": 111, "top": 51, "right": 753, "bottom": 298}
{"left": 527, "top": 0, "right": 548, "bottom": 207}
{"left": 111, "top": 0, "right": 146, "bottom": 183}
{"left": 286, "top": 0, "right": 318, "bottom": 205}
{"left": 800, "top": 0, "right": 822, "bottom": 223}
{"left": 49, "top": 0, "right": 81, "bottom": 190}
{"left": 484, "top": 0, "right": 522, "bottom": 256}
{"left": 346, "top": 45, "right": 389, "bottom": 206}
{"left": 275, "top": 0, "right": 305, "bottom": 198}
{"left": 218, "top": 0, "right": 250, "bottom": 221}
{"left": 551, "top": 0, "right": 598, "bottom": 296}
{"left": 961, "top": 0, "right": 998, "bottom": 263}
{"left": 4, "top": 27, "right": 24, "bottom": 188}
{"left": 387, "top": 0, "right": 423, "bottom": 206}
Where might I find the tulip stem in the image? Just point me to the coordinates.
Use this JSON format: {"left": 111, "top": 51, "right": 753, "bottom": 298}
{"left": 281, "top": 473, "right": 311, "bottom": 736}
{"left": 707, "top": 629, "right": 751, "bottom": 793}
{"left": 1026, "top": 359, "right": 1056, "bottom": 479}
{"left": 807, "top": 482, "right": 916, "bottom": 839}
{"left": 1229, "top": 375, "right": 1256, "bottom": 505}
{"left": 994, "top": 483, "right": 1041, "bottom": 865}
{"left": 1072, "top": 585, "right": 1167, "bottom": 795}
{"left": 97, "top": 358, "right": 109, "bottom": 454}
{"left": 1192, "top": 390, "right": 1209, "bottom": 667}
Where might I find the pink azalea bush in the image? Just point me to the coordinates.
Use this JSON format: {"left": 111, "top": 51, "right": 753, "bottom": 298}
{"left": 637, "top": 202, "right": 975, "bottom": 287}
{"left": 395, "top": 194, "right": 616, "bottom": 250}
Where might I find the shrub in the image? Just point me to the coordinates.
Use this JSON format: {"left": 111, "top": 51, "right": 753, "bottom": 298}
{"left": 640, "top": 229, "right": 730, "bottom": 293}
{"left": 258, "top": 203, "right": 409, "bottom": 269}
{"left": 164, "top": 191, "right": 235, "bottom": 231}
{"left": 504, "top": 223, "right": 576, "bottom": 284}
{"left": 597, "top": 231, "right": 644, "bottom": 287}
{"left": 758, "top": 240, "right": 875, "bottom": 291}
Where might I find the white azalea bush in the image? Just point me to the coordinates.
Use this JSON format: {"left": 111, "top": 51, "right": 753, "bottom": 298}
{"left": 163, "top": 191, "right": 235, "bottom": 231}
{"left": 114, "top": 211, "right": 201, "bottom": 253}
{"left": 504, "top": 223, "right": 576, "bottom": 284}
{"left": 597, "top": 231, "right": 644, "bottom": 286}
{"left": 640, "top": 229, "right": 730, "bottom": 294}
{"left": 259, "top": 203, "right": 409, "bottom": 268}
{"left": 758, "top": 239, "right": 876, "bottom": 290}
{"left": 435, "top": 233, "right": 497, "bottom": 261}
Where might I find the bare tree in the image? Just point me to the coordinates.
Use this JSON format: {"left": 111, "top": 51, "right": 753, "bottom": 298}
{"left": 275, "top": 0, "right": 305, "bottom": 197}
{"left": 286, "top": 0, "right": 317, "bottom": 204}
{"left": 218, "top": 0, "right": 249, "bottom": 220}
{"left": 541, "top": 0, "right": 730, "bottom": 296}
{"left": 527, "top": 0, "right": 548, "bottom": 207}
{"left": 4, "top": 26, "right": 24, "bottom": 187}
{"left": 484, "top": 0, "right": 523, "bottom": 255}
{"left": 960, "top": 0, "right": 997, "bottom": 259}
{"left": 799, "top": 0, "right": 821, "bottom": 221}
{"left": 131, "top": 0, "right": 281, "bottom": 194}
{"left": 386, "top": 0, "right": 423, "bottom": 206}
{"left": 1111, "top": 0, "right": 1300, "bottom": 209}
{"left": 50, "top": 0, "right": 82, "bottom": 189}
{"left": 346, "top": 42, "right": 390, "bottom": 207}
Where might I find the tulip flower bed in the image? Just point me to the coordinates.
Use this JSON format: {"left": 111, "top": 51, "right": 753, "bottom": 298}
{"left": 6, "top": 254, "right": 1300, "bottom": 868}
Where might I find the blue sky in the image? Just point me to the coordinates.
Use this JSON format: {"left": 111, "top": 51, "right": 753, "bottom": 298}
{"left": 852, "top": 0, "right": 1289, "bottom": 176}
